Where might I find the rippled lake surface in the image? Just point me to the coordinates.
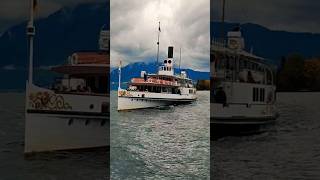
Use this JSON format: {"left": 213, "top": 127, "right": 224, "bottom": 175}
{"left": 212, "top": 92, "right": 320, "bottom": 179}
{"left": 0, "top": 93, "right": 108, "bottom": 180}
{"left": 111, "top": 91, "right": 210, "bottom": 179}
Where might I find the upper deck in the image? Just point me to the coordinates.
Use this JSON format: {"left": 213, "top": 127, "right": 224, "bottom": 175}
{"left": 49, "top": 52, "right": 109, "bottom": 95}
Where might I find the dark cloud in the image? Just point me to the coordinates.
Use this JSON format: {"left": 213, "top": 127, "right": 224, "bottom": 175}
{"left": 0, "top": 0, "right": 104, "bottom": 33}
{"left": 211, "top": 0, "right": 320, "bottom": 33}
{"left": 111, "top": 0, "right": 210, "bottom": 71}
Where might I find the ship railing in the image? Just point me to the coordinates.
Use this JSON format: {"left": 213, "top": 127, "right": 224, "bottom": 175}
{"left": 131, "top": 78, "right": 179, "bottom": 86}
{"left": 211, "top": 38, "right": 226, "bottom": 49}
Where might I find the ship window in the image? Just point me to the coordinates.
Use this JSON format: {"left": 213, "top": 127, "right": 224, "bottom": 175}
{"left": 260, "top": 88, "right": 265, "bottom": 102}
{"left": 253, "top": 87, "right": 265, "bottom": 102}
{"left": 253, "top": 87, "right": 258, "bottom": 102}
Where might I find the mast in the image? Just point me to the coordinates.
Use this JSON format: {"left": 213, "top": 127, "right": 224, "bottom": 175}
{"left": 27, "top": 0, "right": 36, "bottom": 84}
{"left": 220, "top": 0, "right": 226, "bottom": 41}
{"left": 179, "top": 47, "right": 182, "bottom": 72}
{"left": 156, "top": 21, "right": 161, "bottom": 65}
{"left": 118, "top": 61, "right": 122, "bottom": 90}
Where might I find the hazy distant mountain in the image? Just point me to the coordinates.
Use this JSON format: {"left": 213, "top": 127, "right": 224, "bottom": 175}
{"left": 211, "top": 22, "right": 320, "bottom": 65}
{"left": 0, "top": 2, "right": 109, "bottom": 69}
{"left": 1, "top": 5, "right": 320, "bottom": 90}
{"left": 0, "top": 2, "right": 109, "bottom": 90}
{"left": 110, "top": 62, "right": 210, "bottom": 90}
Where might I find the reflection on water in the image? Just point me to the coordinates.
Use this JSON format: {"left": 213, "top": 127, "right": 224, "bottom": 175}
{"left": 111, "top": 91, "right": 210, "bottom": 179}
{"left": 0, "top": 93, "right": 108, "bottom": 180}
{"left": 212, "top": 92, "right": 320, "bottom": 179}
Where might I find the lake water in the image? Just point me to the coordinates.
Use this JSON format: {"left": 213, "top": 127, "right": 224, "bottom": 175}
{"left": 0, "top": 93, "right": 108, "bottom": 180}
{"left": 212, "top": 92, "right": 320, "bottom": 179}
{"left": 2, "top": 92, "right": 318, "bottom": 179}
{"left": 110, "top": 91, "right": 210, "bottom": 179}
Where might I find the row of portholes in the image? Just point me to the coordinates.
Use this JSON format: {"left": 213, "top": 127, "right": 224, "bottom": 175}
{"left": 68, "top": 118, "right": 107, "bottom": 127}
{"left": 130, "top": 98, "right": 153, "bottom": 102}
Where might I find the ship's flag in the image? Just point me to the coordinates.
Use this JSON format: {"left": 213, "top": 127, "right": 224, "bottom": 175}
{"left": 158, "top": 21, "right": 161, "bottom": 32}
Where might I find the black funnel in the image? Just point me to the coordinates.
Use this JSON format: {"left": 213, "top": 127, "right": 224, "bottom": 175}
{"left": 168, "top": 46, "right": 173, "bottom": 58}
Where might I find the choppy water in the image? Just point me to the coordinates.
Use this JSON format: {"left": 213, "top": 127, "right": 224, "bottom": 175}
{"left": 0, "top": 93, "right": 108, "bottom": 180}
{"left": 212, "top": 92, "right": 320, "bottom": 179}
{"left": 110, "top": 91, "right": 210, "bottom": 179}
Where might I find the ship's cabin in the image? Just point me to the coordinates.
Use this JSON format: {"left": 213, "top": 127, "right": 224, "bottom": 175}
{"left": 211, "top": 27, "right": 276, "bottom": 105}
{"left": 50, "top": 52, "right": 109, "bottom": 95}
{"left": 127, "top": 73, "right": 195, "bottom": 95}
{"left": 211, "top": 27, "right": 275, "bottom": 86}
{"left": 52, "top": 74, "right": 108, "bottom": 95}
{"left": 212, "top": 53, "right": 275, "bottom": 85}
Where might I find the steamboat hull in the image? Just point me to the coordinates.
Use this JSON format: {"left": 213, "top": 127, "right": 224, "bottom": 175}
{"left": 210, "top": 103, "right": 278, "bottom": 139}
{"left": 25, "top": 112, "right": 109, "bottom": 153}
{"left": 25, "top": 84, "right": 109, "bottom": 153}
{"left": 118, "top": 96, "right": 196, "bottom": 111}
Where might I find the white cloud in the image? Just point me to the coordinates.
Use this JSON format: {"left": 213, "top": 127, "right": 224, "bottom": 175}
{"left": 110, "top": 0, "right": 210, "bottom": 71}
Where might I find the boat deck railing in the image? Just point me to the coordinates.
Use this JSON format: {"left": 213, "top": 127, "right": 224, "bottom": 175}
{"left": 131, "top": 78, "right": 180, "bottom": 86}
{"left": 211, "top": 39, "right": 227, "bottom": 50}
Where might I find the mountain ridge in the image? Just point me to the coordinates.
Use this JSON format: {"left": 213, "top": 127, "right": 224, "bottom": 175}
{"left": 110, "top": 61, "right": 210, "bottom": 90}
{"left": 211, "top": 21, "right": 320, "bottom": 65}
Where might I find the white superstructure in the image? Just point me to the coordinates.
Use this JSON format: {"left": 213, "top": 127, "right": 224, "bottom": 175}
{"left": 118, "top": 46, "right": 197, "bottom": 111}
{"left": 211, "top": 27, "right": 278, "bottom": 125}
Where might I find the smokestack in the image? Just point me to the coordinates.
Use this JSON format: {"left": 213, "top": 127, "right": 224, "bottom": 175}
{"left": 168, "top": 46, "right": 173, "bottom": 58}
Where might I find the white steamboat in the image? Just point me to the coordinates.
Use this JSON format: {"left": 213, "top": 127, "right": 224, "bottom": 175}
{"left": 24, "top": 2, "right": 109, "bottom": 153}
{"left": 118, "top": 46, "right": 197, "bottom": 110}
{"left": 211, "top": 27, "right": 278, "bottom": 130}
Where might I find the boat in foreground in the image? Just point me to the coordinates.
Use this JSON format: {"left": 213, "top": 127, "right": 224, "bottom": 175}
{"left": 25, "top": 55, "right": 110, "bottom": 153}
{"left": 24, "top": 3, "right": 109, "bottom": 153}
{"left": 211, "top": 27, "right": 278, "bottom": 137}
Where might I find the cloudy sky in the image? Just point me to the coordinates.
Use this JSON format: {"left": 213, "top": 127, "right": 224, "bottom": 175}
{"left": 0, "top": 0, "right": 104, "bottom": 34}
{"left": 211, "top": 0, "right": 320, "bottom": 33}
{"left": 110, "top": 0, "right": 210, "bottom": 72}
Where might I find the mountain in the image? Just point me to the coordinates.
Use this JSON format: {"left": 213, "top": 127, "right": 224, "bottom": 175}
{"left": 110, "top": 62, "right": 210, "bottom": 90}
{"left": 0, "top": 2, "right": 109, "bottom": 68}
{"left": 211, "top": 22, "right": 320, "bottom": 65}
{"left": 0, "top": 2, "right": 109, "bottom": 90}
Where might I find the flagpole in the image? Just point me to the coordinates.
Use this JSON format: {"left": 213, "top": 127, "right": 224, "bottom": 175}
{"left": 179, "top": 47, "right": 181, "bottom": 72}
{"left": 27, "top": 0, "right": 36, "bottom": 85}
{"left": 156, "top": 21, "right": 160, "bottom": 66}
{"left": 118, "top": 61, "right": 122, "bottom": 90}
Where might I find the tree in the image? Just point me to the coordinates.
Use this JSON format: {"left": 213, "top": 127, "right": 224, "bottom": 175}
{"left": 304, "top": 59, "right": 320, "bottom": 91}
{"left": 277, "top": 54, "right": 305, "bottom": 91}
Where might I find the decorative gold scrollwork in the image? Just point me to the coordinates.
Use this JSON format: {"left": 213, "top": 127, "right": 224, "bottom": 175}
{"left": 29, "top": 92, "right": 72, "bottom": 110}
